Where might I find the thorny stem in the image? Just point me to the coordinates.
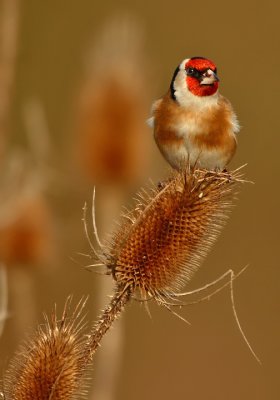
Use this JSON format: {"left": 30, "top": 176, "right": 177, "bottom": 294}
{"left": 83, "top": 284, "right": 132, "bottom": 365}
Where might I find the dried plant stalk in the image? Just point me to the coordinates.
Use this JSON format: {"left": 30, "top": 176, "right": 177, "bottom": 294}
{"left": 83, "top": 285, "right": 131, "bottom": 365}
{"left": 3, "top": 297, "right": 89, "bottom": 400}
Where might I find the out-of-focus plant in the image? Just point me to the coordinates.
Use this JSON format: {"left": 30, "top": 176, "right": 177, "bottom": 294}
{"left": 76, "top": 16, "right": 151, "bottom": 186}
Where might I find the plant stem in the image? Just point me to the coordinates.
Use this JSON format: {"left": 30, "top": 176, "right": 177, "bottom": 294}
{"left": 83, "top": 284, "right": 131, "bottom": 366}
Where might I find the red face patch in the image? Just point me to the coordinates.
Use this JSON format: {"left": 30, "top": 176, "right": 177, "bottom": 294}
{"left": 185, "top": 57, "right": 219, "bottom": 97}
{"left": 186, "top": 76, "right": 219, "bottom": 96}
{"left": 185, "top": 58, "right": 216, "bottom": 71}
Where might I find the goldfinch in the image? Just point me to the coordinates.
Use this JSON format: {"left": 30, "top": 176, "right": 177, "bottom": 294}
{"left": 149, "top": 56, "right": 239, "bottom": 170}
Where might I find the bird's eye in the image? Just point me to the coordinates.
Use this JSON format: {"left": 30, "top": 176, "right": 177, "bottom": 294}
{"left": 187, "top": 68, "right": 195, "bottom": 75}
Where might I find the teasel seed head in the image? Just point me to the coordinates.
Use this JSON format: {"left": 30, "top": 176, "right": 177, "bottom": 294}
{"left": 3, "top": 297, "right": 89, "bottom": 400}
{"left": 105, "top": 167, "right": 242, "bottom": 302}
{"left": 76, "top": 17, "right": 150, "bottom": 185}
{"left": 0, "top": 193, "right": 52, "bottom": 267}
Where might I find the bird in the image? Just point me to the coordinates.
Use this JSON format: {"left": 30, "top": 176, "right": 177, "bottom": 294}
{"left": 148, "top": 56, "right": 240, "bottom": 170}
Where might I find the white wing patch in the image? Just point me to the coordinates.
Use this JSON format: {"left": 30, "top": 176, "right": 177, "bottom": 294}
{"left": 146, "top": 117, "right": 154, "bottom": 128}
{"left": 231, "top": 112, "right": 240, "bottom": 134}
{"left": 147, "top": 99, "right": 162, "bottom": 129}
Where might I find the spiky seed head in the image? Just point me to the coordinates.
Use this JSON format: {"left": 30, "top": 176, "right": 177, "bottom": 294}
{"left": 106, "top": 168, "right": 241, "bottom": 301}
{"left": 3, "top": 298, "right": 89, "bottom": 400}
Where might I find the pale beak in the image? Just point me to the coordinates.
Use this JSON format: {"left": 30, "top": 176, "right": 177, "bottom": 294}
{"left": 200, "top": 69, "right": 219, "bottom": 85}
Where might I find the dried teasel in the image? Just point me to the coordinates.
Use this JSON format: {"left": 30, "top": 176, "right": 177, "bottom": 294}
{"left": 82, "top": 167, "right": 259, "bottom": 364}
{"left": 104, "top": 167, "right": 240, "bottom": 301}
{"left": 2, "top": 297, "right": 89, "bottom": 400}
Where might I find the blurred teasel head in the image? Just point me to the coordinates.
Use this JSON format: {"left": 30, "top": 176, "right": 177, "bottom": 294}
{"left": 0, "top": 155, "right": 53, "bottom": 267}
{"left": 76, "top": 16, "right": 151, "bottom": 185}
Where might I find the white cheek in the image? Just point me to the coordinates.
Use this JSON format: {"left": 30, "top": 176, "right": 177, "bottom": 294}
{"left": 174, "top": 69, "right": 188, "bottom": 94}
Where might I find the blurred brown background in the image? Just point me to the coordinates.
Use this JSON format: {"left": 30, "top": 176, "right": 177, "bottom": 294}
{"left": 0, "top": 0, "right": 279, "bottom": 399}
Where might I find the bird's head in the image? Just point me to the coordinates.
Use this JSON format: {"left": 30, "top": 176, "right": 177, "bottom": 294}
{"left": 170, "top": 57, "right": 219, "bottom": 104}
